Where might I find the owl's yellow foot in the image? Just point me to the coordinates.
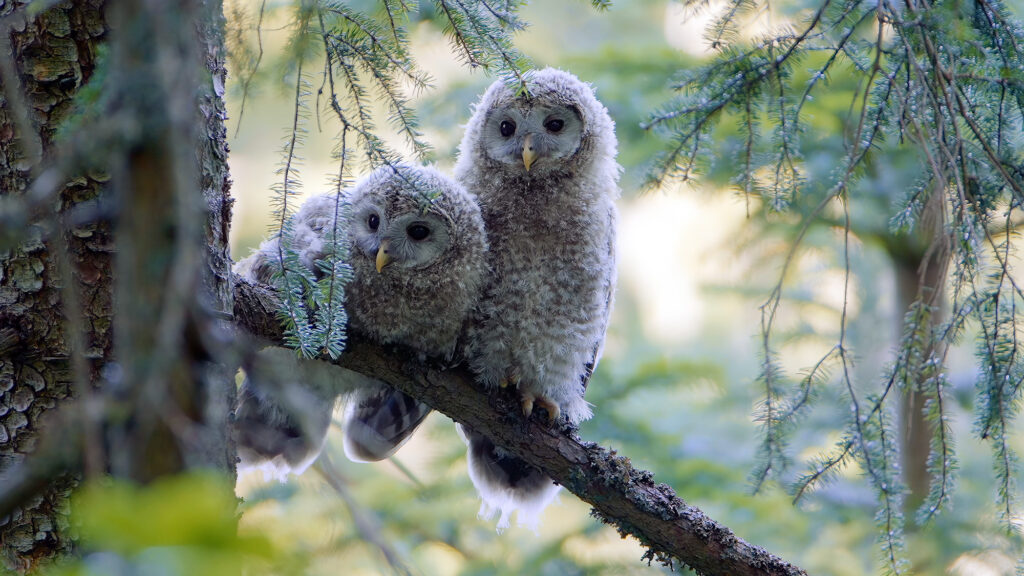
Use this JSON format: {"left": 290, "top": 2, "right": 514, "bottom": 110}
{"left": 499, "top": 373, "right": 521, "bottom": 389}
{"left": 520, "top": 391, "right": 560, "bottom": 424}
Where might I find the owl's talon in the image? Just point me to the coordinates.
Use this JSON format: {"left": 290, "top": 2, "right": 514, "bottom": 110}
{"left": 536, "top": 397, "right": 560, "bottom": 424}
{"left": 519, "top": 391, "right": 559, "bottom": 424}
{"left": 521, "top": 393, "right": 535, "bottom": 418}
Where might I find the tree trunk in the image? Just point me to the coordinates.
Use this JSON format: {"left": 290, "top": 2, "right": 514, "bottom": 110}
{"left": 895, "top": 259, "right": 944, "bottom": 518}
{"left": 889, "top": 187, "right": 949, "bottom": 525}
{"left": 0, "top": 2, "right": 109, "bottom": 570}
{"left": 0, "top": 0, "right": 233, "bottom": 570}
{"left": 104, "top": 0, "right": 234, "bottom": 482}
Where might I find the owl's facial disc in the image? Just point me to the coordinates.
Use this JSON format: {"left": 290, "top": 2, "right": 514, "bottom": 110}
{"left": 352, "top": 202, "right": 386, "bottom": 261}
{"left": 372, "top": 211, "right": 452, "bottom": 273}
{"left": 484, "top": 103, "right": 583, "bottom": 174}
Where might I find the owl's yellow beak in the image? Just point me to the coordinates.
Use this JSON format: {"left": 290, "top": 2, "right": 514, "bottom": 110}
{"left": 522, "top": 134, "right": 537, "bottom": 172}
{"left": 375, "top": 240, "right": 392, "bottom": 273}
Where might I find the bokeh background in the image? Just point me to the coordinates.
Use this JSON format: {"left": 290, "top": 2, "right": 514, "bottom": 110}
{"left": 224, "top": 1, "right": 1024, "bottom": 574}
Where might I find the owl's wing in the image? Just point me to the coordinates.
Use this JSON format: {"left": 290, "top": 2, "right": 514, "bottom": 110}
{"left": 342, "top": 380, "right": 433, "bottom": 462}
{"left": 581, "top": 205, "right": 617, "bottom": 391}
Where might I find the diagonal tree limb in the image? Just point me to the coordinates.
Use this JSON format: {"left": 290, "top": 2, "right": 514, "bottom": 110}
{"left": 232, "top": 274, "right": 807, "bottom": 576}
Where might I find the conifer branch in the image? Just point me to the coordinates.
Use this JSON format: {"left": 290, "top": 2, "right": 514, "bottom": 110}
{"left": 651, "top": 0, "right": 1024, "bottom": 564}
{"left": 231, "top": 274, "right": 808, "bottom": 576}
{"left": 434, "top": 0, "right": 530, "bottom": 89}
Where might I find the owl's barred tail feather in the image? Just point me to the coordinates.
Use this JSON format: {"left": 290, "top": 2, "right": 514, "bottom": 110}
{"left": 457, "top": 424, "right": 560, "bottom": 532}
{"left": 342, "top": 383, "right": 433, "bottom": 462}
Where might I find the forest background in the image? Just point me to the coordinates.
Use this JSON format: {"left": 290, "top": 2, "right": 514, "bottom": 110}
{"left": 2, "top": 0, "right": 1024, "bottom": 574}
{"left": 227, "top": 1, "right": 1024, "bottom": 574}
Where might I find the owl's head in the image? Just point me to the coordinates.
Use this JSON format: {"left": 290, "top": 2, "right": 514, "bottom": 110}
{"left": 458, "top": 68, "right": 617, "bottom": 179}
{"left": 347, "top": 164, "right": 481, "bottom": 274}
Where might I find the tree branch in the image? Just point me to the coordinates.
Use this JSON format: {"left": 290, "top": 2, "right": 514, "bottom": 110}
{"left": 231, "top": 274, "right": 807, "bottom": 576}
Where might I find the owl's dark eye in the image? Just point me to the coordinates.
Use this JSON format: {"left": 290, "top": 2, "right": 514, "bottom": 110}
{"left": 367, "top": 214, "right": 380, "bottom": 231}
{"left": 499, "top": 120, "right": 516, "bottom": 138}
{"left": 545, "top": 118, "right": 564, "bottom": 133}
{"left": 407, "top": 224, "right": 431, "bottom": 241}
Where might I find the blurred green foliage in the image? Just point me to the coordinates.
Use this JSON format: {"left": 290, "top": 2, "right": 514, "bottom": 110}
{"left": 39, "top": 473, "right": 302, "bottom": 576}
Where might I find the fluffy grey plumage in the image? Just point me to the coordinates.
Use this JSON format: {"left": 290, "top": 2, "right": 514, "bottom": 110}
{"left": 234, "top": 363, "right": 334, "bottom": 481}
{"left": 340, "top": 165, "right": 488, "bottom": 462}
{"left": 454, "top": 68, "right": 619, "bottom": 529}
{"left": 343, "top": 165, "right": 489, "bottom": 362}
{"left": 234, "top": 163, "right": 488, "bottom": 477}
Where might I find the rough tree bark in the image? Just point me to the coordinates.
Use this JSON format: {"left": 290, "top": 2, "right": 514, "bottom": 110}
{"left": 0, "top": 0, "right": 233, "bottom": 570}
{"left": 0, "top": 2, "right": 109, "bottom": 570}
{"left": 233, "top": 277, "right": 808, "bottom": 576}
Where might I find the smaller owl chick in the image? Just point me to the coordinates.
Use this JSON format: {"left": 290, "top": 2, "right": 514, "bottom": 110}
{"left": 233, "top": 164, "right": 488, "bottom": 477}
{"left": 340, "top": 164, "right": 488, "bottom": 462}
{"left": 342, "top": 164, "right": 488, "bottom": 363}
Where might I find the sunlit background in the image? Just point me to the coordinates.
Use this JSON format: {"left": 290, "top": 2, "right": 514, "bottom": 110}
{"left": 224, "top": 1, "right": 1024, "bottom": 574}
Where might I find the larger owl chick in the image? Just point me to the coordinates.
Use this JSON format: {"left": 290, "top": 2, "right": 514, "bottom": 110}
{"left": 454, "top": 68, "right": 619, "bottom": 529}
{"left": 234, "top": 164, "right": 488, "bottom": 478}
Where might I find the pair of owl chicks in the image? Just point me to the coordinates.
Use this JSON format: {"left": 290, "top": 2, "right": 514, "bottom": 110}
{"left": 235, "top": 68, "right": 619, "bottom": 530}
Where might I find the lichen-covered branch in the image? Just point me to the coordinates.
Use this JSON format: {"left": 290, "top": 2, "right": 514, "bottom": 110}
{"left": 232, "top": 275, "right": 806, "bottom": 576}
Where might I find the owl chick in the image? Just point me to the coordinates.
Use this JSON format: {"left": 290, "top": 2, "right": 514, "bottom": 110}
{"left": 233, "top": 163, "right": 488, "bottom": 477}
{"left": 341, "top": 164, "right": 488, "bottom": 462}
{"left": 454, "top": 68, "right": 619, "bottom": 529}
{"left": 234, "top": 196, "right": 347, "bottom": 481}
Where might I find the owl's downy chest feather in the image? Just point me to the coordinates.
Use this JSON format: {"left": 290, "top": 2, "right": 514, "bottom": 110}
{"left": 346, "top": 261, "right": 475, "bottom": 359}
{"left": 482, "top": 176, "right": 609, "bottom": 289}
{"left": 463, "top": 168, "right": 616, "bottom": 426}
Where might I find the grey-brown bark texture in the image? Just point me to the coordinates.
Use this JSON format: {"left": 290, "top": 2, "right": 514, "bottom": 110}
{"left": 233, "top": 276, "right": 808, "bottom": 576}
{"left": 0, "top": 0, "right": 233, "bottom": 570}
{"left": 0, "top": 2, "right": 109, "bottom": 571}
{"left": 195, "top": 0, "right": 236, "bottom": 479}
